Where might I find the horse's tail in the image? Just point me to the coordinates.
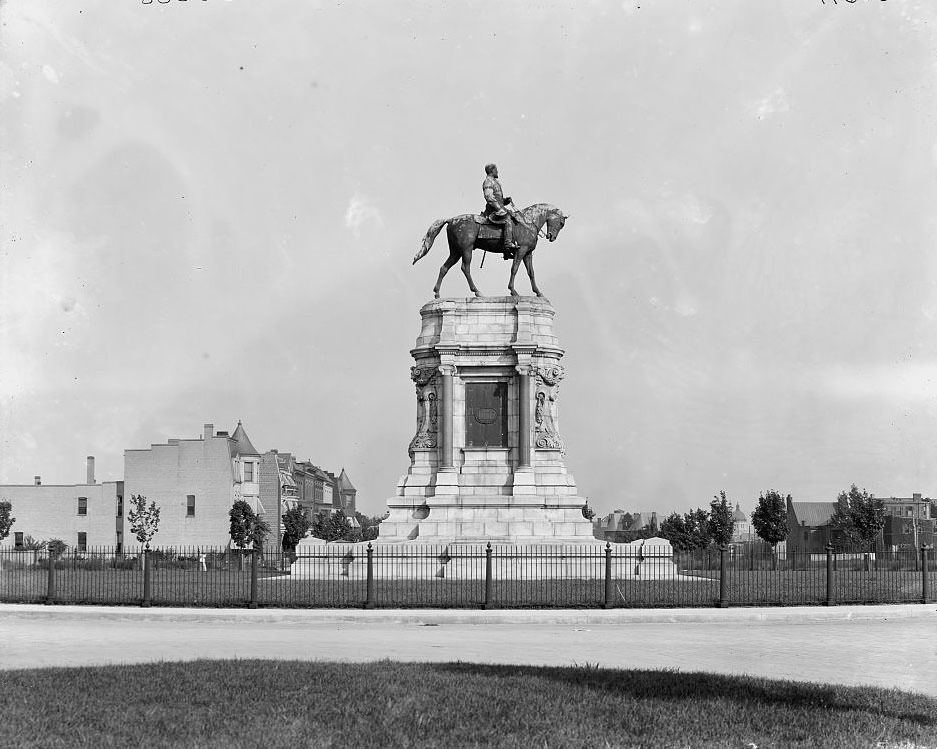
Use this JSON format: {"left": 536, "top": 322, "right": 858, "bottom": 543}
{"left": 413, "top": 218, "right": 448, "bottom": 264}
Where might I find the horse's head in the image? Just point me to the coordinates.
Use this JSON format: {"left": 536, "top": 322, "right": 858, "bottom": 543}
{"left": 544, "top": 208, "right": 568, "bottom": 242}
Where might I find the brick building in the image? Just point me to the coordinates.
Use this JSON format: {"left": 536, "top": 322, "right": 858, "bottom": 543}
{"left": 259, "top": 451, "right": 358, "bottom": 549}
{"left": 0, "top": 457, "right": 123, "bottom": 551}
{"left": 882, "top": 515, "right": 935, "bottom": 550}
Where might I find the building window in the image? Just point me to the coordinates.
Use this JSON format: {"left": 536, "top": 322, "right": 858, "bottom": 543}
{"left": 77, "top": 532, "right": 87, "bottom": 552}
{"left": 117, "top": 496, "right": 123, "bottom": 517}
{"left": 78, "top": 497, "right": 88, "bottom": 516}
{"left": 187, "top": 494, "right": 196, "bottom": 517}
{"left": 116, "top": 531, "right": 122, "bottom": 555}
{"left": 14, "top": 532, "right": 24, "bottom": 549}
{"left": 244, "top": 462, "right": 254, "bottom": 482}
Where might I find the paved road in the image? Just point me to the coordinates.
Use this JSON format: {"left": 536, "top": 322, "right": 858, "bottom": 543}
{"left": 2, "top": 604, "right": 936, "bottom": 696}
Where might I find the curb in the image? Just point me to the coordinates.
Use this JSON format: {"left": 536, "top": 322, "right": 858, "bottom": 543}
{"left": 1, "top": 603, "right": 934, "bottom": 626}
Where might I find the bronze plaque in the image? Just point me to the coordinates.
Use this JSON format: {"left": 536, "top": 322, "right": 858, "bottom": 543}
{"left": 465, "top": 382, "right": 508, "bottom": 447}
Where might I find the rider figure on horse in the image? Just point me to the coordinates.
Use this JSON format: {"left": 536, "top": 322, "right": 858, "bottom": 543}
{"left": 482, "top": 163, "right": 520, "bottom": 260}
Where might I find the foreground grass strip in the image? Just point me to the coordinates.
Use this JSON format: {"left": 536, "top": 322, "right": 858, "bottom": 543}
{"left": 1, "top": 660, "right": 934, "bottom": 748}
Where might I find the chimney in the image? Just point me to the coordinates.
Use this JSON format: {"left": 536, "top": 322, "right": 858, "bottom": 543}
{"left": 34, "top": 476, "right": 41, "bottom": 486}
{"left": 913, "top": 493, "right": 922, "bottom": 501}
{"left": 87, "top": 456, "right": 95, "bottom": 485}
{"left": 203, "top": 423, "right": 214, "bottom": 440}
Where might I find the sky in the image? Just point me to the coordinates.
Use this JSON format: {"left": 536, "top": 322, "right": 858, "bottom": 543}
{"left": 2, "top": 0, "right": 937, "bottom": 519}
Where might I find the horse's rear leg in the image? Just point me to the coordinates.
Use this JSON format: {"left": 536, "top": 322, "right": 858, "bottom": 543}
{"left": 433, "top": 250, "right": 460, "bottom": 299}
{"left": 461, "top": 248, "right": 481, "bottom": 297}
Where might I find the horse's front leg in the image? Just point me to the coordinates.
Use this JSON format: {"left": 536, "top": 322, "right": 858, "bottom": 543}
{"left": 522, "top": 252, "right": 542, "bottom": 297}
{"left": 508, "top": 252, "right": 524, "bottom": 297}
{"left": 461, "top": 249, "right": 482, "bottom": 297}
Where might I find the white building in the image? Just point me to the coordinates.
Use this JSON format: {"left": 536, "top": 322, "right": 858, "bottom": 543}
{"left": 0, "top": 457, "right": 123, "bottom": 552}
{"left": 123, "top": 422, "right": 262, "bottom": 549}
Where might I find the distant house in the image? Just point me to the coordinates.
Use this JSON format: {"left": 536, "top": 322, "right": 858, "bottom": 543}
{"left": 336, "top": 469, "right": 357, "bottom": 515}
{"left": 786, "top": 499, "right": 846, "bottom": 553}
{"left": 258, "top": 451, "right": 302, "bottom": 551}
{"left": 259, "top": 451, "right": 358, "bottom": 547}
{"left": 0, "top": 457, "right": 123, "bottom": 552}
{"left": 880, "top": 493, "right": 932, "bottom": 521}
{"left": 786, "top": 493, "right": 934, "bottom": 553}
{"left": 593, "top": 510, "right": 657, "bottom": 542}
{"left": 882, "top": 515, "right": 935, "bottom": 550}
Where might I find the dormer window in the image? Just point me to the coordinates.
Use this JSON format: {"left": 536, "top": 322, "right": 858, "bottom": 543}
{"left": 244, "top": 462, "right": 254, "bottom": 482}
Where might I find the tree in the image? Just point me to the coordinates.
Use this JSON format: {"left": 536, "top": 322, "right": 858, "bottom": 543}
{"left": 0, "top": 500, "right": 15, "bottom": 543}
{"left": 311, "top": 509, "right": 359, "bottom": 542}
{"left": 21, "top": 535, "right": 47, "bottom": 551}
{"left": 281, "top": 504, "right": 311, "bottom": 553}
{"left": 127, "top": 494, "right": 161, "bottom": 550}
{"left": 708, "top": 491, "right": 734, "bottom": 548}
{"left": 228, "top": 500, "right": 270, "bottom": 550}
{"left": 831, "top": 484, "right": 886, "bottom": 552}
{"left": 658, "top": 513, "right": 688, "bottom": 548}
{"left": 659, "top": 509, "right": 711, "bottom": 551}
{"left": 47, "top": 539, "right": 67, "bottom": 563}
{"left": 751, "top": 491, "right": 790, "bottom": 549}
{"left": 354, "top": 511, "right": 383, "bottom": 542}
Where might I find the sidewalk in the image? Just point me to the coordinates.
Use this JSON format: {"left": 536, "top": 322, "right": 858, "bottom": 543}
{"left": 2, "top": 603, "right": 935, "bottom": 696}
{"left": 1, "top": 601, "right": 934, "bottom": 624}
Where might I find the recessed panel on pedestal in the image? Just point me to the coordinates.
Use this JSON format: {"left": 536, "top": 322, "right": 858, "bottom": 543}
{"left": 465, "top": 382, "right": 508, "bottom": 448}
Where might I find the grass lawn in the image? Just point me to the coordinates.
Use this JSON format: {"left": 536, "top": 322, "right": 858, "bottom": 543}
{"left": 1, "top": 660, "right": 934, "bottom": 748}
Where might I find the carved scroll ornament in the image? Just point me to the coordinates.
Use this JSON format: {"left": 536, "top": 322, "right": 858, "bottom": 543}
{"left": 409, "top": 366, "right": 438, "bottom": 455}
{"left": 534, "top": 363, "right": 565, "bottom": 452}
{"left": 536, "top": 364, "right": 565, "bottom": 388}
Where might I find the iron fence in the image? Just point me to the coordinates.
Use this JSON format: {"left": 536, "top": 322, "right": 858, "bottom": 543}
{"left": 0, "top": 543, "right": 931, "bottom": 609}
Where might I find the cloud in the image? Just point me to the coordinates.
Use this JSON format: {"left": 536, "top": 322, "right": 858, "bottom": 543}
{"left": 344, "top": 193, "right": 385, "bottom": 237}
{"left": 753, "top": 87, "right": 790, "bottom": 120}
{"left": 820, "top": 362, "right": 937, "bottom": 404}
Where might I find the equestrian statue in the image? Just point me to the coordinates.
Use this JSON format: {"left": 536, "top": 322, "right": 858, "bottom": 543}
{"left": 412, "top": 163, "right": 568, "bottom": 298}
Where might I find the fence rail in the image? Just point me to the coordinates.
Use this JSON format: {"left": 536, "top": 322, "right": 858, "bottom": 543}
{"left": 0, "top": 544, "right": 932, "bottom": 610}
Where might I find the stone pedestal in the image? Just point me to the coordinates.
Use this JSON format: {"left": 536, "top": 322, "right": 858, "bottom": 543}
{"left": 378, "top": 296, "right": 594, "bottom": 542}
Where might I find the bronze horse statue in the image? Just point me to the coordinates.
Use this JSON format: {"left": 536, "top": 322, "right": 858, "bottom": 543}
{"left": 412, "top": 203, "right": 568, "bottom": 298}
